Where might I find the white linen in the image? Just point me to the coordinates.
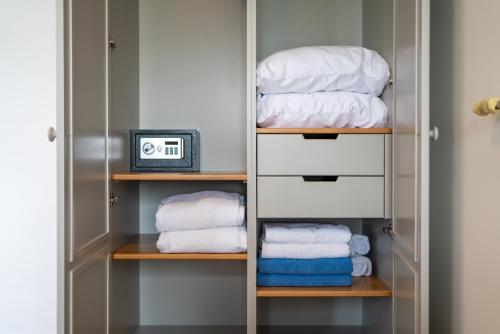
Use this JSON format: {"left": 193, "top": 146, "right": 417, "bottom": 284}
{"left": 262, "top": 223, "right": 352, "bottom": 244}
{"left": 257, "top": 46, "right": 390, "bottom": 96}
{"left": 156, "top": 226, "right": 247, "bottom": 253}
{"left": 349, "top": 234, "right": 370, "bottom": 256}
{"left": 156, "top": 191, "right": 245, "bottom": 232}
{"left": 257, "top": 91, "right": 387, "bottom": 128}
{"left": 261, "top": 242, "right": 350, "bottom": 259}
{"left": 351, "top": 256, "right": 372, "bottom": 277}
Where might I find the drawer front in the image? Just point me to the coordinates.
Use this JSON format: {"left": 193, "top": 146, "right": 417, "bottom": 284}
{"left": 258, "top": 176, "right": 385, "bottom": 218}
{"left": 258, "top": 134, "right": 384, "bottom": 176}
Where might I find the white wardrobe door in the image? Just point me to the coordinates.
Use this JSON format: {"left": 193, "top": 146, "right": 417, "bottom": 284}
{"left": 393, "top": 0, "right": 430, "bottom": 332}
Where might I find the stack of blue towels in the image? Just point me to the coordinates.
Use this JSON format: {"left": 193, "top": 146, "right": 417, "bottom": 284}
{"left": 257, "top": 223, "right": 372, "bottom": 287}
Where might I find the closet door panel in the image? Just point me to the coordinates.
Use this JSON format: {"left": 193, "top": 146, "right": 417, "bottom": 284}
{"left": 394, "top": 0, "right": 418, "bottom": 261}
{"left": 393, "top": 250, "right": 418, "bottom": 334}
{"left": 69, "top": 248, "right": 109, "bottom": 334}
{"left": 70, "top": 0, "right": 108, "bottom": 256}
{"left": 393, "top": 0, "right": 429, "bottom": 331}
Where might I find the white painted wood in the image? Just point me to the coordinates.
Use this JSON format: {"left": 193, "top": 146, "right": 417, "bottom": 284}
{"left": 393, "top": 0, "right": 419, "bottom": 260}
{"left": 258, "top": 176, "right": 385, "bottom": 218}
{"left": 385, "top": 134, "right": 393, "bottom": 218}
{"left": 69, "top": 248, "right": 109, "bottom": 334}
{"left": 393, "top": 249, "right": 419, "bottom": 334}
{"left": 0, "top": 1, "right": 60, "bottom": 333}
{"left": 247, "top": 1, "right": 258, "bottom": 333}
{"left": 257, "top": 135, "right": 385, "bottom": 176}
{"left": 69, "top": 0, "right": 109, "bottom": 259}
{"left": 392, "top": 0, "right": 430, "bottom": 332}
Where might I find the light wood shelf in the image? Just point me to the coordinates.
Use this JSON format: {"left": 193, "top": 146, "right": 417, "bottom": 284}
{"left": 256, "top": 277, "right": 391, "bottom": 298}
{"left": 135, "top": 326, "right": 363, "bottom": 334}
{"left": 112, "top": 235, "right": 248, "bottom": 260}
{"left": 256, "top": 128, "right": 392, "bottom": 134}
{"left": 111, "top": 171, "right": 247, "bottom": 182}
{"left": 134, "top": 326, "right": 246, "bottom": 334}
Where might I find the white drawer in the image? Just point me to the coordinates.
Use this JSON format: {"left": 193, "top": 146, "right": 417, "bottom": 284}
{"left": 257, "top": 176, "right": 385, "bottom": 218}
{"left": 257, "top": 134, "right": 385, "bottom": 176}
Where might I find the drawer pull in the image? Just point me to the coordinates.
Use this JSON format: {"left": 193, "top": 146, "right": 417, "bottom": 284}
{"left": 302, "top": 176, "right": 339, "bottom": 182}
{"left": 302, "top": 134, "right": 338, "bottom": 140}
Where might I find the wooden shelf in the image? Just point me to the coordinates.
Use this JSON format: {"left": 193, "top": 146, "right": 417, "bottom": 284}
{"left": 256, "top": 128, "right": 392, "bottom": 134}
{"left": 256, "top": 277, "right": 391, "bottom": 298}
{"left": 135, "top": 326, "right": 246, "bottom": 334}
{"left": 135, "top": 326, "right": 362, "bottom": 334}
{"left": 112, "top": 172, "right": 247, "bottom": 182}
{"left": 258, "top": 326, "right": 364, "bottom": 334}
{"left": 112, "top": 235, "right": 248, "bottom": 260}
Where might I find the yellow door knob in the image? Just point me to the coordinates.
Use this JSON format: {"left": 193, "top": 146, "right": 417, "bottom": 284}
{"left": 473, "top": 97, "right": 500, "bottom": 116}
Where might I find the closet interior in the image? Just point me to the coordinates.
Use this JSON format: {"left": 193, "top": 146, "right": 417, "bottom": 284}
{"left": 66, "top": 0, "right": 423, "bottom": 333}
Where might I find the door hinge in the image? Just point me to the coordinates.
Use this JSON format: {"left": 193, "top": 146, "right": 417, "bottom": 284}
{"left": 382, "top": 223, "right": 394, "bottom": 239}
{"left": 108, "top": 35, "right": 117, "bottom": 52}
{"left": 109, "top": 192, "right": 121, "bottom": 207}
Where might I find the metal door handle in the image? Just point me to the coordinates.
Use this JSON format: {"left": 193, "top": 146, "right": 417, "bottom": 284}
{"left": 47, "top": 127, "right": 57, "bottom": 142}
{"left": 473, "top": 97, "right": 500, "bottom": 116}
{"left": 429, "top": 126, "right": 439, "bottom": 141}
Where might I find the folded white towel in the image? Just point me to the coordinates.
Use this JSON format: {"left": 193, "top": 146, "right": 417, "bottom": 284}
{"left": 261, "top": 242, "right": 350, "bottom": 259}
{"left": 262, "top": 223, "right": 352, "bottom": 244}
{"left": 156, "top": 226, "right": 247, "bottom": 253}
{"left": 351, "top": 256, "right": 372, "bottom": 276}
{"left": 349, "top": 234, "right": 370, "bottom": 256}
{"left": 156, "top": 191, "right": 245, "bottom": 232}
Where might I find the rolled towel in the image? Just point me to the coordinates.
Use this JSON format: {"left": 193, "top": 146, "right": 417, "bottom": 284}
{"left": 351, "top": 256, "right": 372, "bottom": 277}
{"left": 156, "top": 191, "right": 245, "bottom": 232}
{"left": 262, "top": 223, "right": 352, "bottom": 244}
{"left": 349, "top": 234, "right": 370, "bottom": 256}
{"left": 257, "top": 273, "right": 352, "bottom": 287}
{"left": 258, "top": 257, "right": 353, "bottom": 275}
{"left": 261, "top": 242, "right": 350, "bottom": 259}
{"left": 156, "top": 226, "right": 247, "bottom": 253}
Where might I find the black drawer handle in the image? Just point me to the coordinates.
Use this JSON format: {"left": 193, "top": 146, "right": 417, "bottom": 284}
{"left": 302, "top": 134, "right": 338, "bottom": 140}
{"left": 302, "top": 176, "right": 339, "bottom": 182}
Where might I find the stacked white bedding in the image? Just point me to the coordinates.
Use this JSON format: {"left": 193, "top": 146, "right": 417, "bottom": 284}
{"left": 155, "top": 191, "right": 247, "bottom": 253}
{"left": 260, "top": 223, "right": 352, "bottom": 259}
{"left": 256, "top": 46, "right": 390, "bottom": 128}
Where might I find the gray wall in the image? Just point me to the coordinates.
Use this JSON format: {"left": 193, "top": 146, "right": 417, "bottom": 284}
{"left": 257, "top": 0, "right": 363, "bottom": 60}
{"left": 138, "top": 0, "right": 247, "bottom": 326}
{"left": 430, "top": 0, "right": 500, "bottom": 333}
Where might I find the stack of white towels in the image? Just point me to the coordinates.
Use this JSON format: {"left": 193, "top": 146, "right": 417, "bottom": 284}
{"left": 261, "top": 223, "right": 372, "bottom": 277}
{"left": 155, "top": 191, "right": 247, "bottom": 253}
{"left": 256, "top": 46, "right": 391, "bottom": 128}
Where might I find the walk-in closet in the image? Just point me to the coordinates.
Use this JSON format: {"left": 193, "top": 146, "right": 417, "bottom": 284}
{"left": 64, "top": 0, "right": 429, "bottom": 333}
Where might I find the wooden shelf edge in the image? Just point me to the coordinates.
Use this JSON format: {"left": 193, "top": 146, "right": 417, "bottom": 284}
{"left": 112, "top": 172, "right": 247, "bottom": 182}
{"left": 256, "top": 128, "right": 392, "bottom": 134}
{"left": 256, "top": 277, "right": 392, "bottom": 298}
{"left": 112, "top": 253, "right": 248, "bottom": 260}
{"left": 112, "top": 235, "right": 248, "bottom": 261}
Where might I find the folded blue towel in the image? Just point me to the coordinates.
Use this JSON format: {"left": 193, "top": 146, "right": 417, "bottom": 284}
{"left": 258, "top": 257, "right": 353, "bottom": 275}
{"left": 257, "top": 273, "right": 352, "bottom": 287}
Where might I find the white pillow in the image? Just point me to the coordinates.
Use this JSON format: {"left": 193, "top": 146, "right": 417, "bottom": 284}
{"left": 257, "top": 46, "right": 390, "bottom": 96}
{"left": 257, "top": 91, "right": 387, "bottom": 128}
